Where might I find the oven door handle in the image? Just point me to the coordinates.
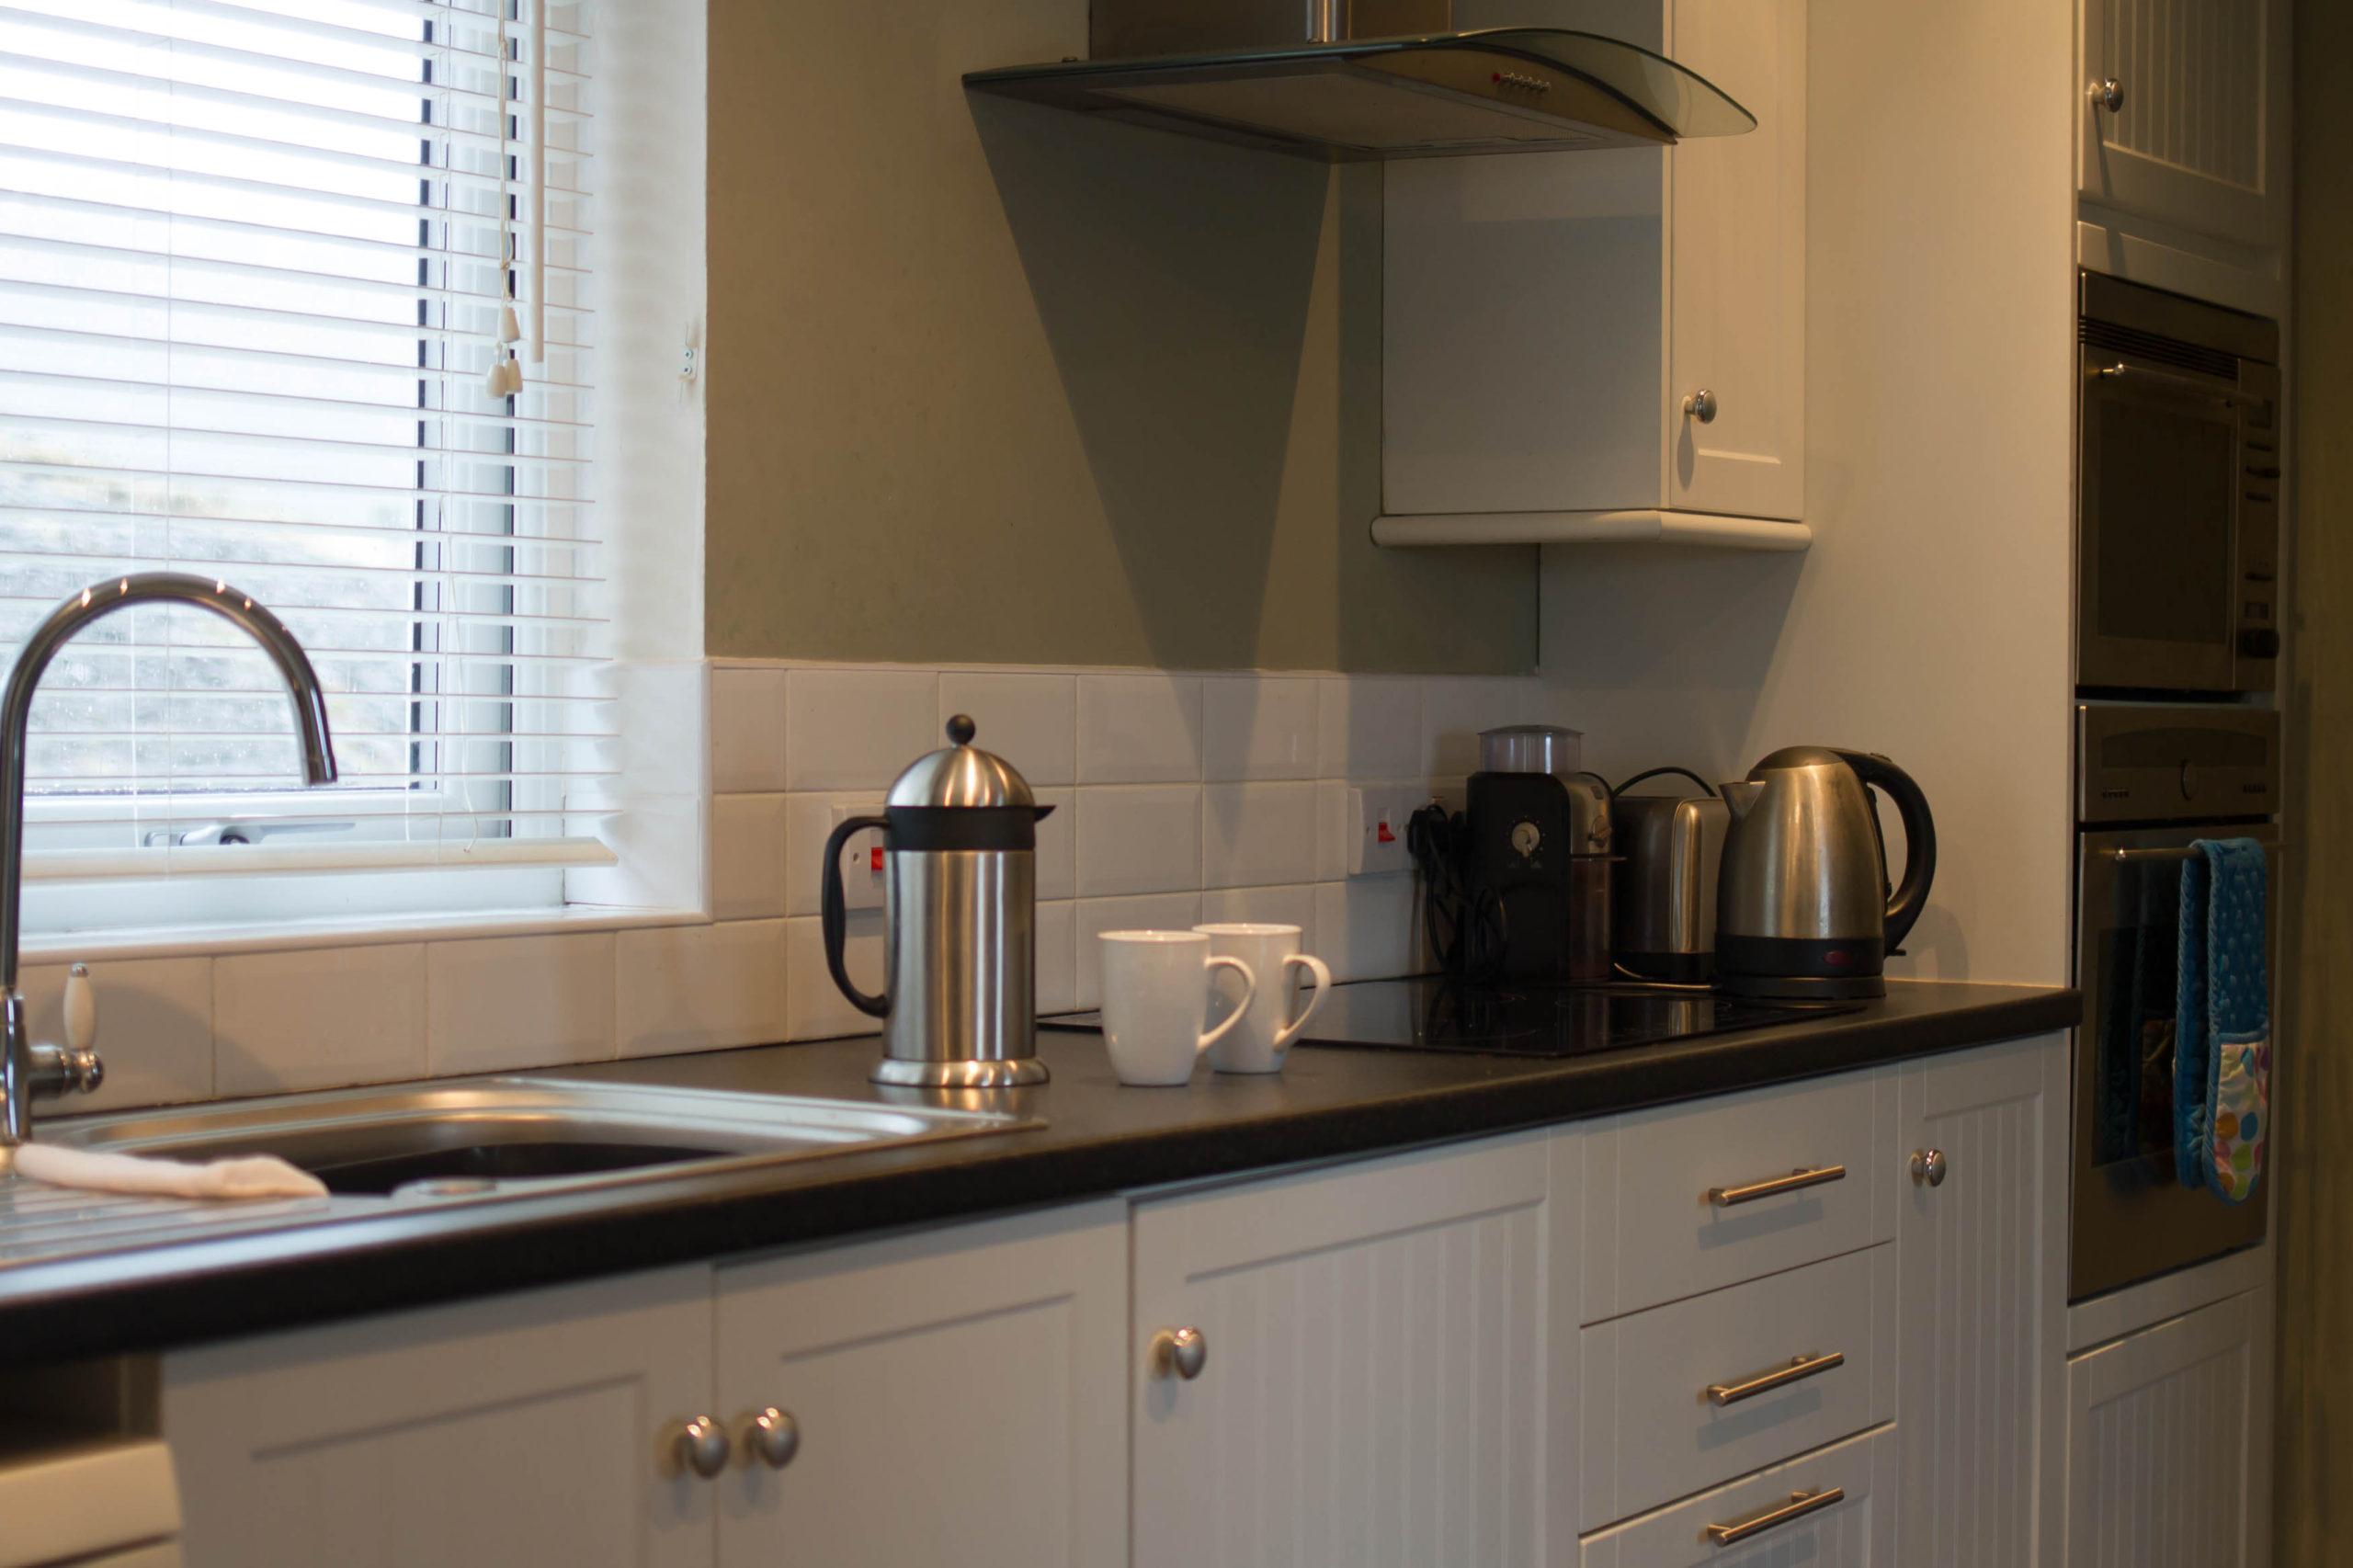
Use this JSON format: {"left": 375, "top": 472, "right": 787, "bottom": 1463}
{"left": 2094, "top": 361, "right": 2266, "bottom": 410}
{"left": 2111, "top": 844, "right": 2291, "bottom": 863}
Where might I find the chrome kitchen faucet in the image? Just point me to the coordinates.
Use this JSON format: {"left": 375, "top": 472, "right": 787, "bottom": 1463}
{"left": 0, "top": 574, "right": 337, "bottom": 1163}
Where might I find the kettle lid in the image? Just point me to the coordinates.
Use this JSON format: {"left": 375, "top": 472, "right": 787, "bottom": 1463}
{"left": 1747, "top": 744, "right": 1847, "bottom": 776}
{"left": 885, "top": 715, "right": 1038, "bottom": 809}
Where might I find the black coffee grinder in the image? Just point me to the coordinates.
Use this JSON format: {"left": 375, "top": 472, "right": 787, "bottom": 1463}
{"left": 1462, "top": 725, "right": 1612, "bottom": 982}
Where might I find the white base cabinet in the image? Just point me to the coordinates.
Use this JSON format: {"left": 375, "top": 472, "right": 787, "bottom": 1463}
{"left": 158, "top": 1033, "right": 2080, "bottom": 1566}
{"left": 713, "top": 1202, "right": 1128, "bottom": 1568}
{"left": 1581, "top": 1426, "right": 1899, "bottom": 1568}
{"left": 164, "top": 1207, "right": 1127, "bottom": 1568}
{"left": 165, "top": 1267, "right": 718, "bottom": 1568}
{"left": 1130, "top": 1131, "right": 1566, "bottom": 1567}
{"left": 1894, "top": 1033, "right": 2072, "bottom": 1568}
{"left": 2065, "top": 1287, "right": 2273, "bottom": 1568}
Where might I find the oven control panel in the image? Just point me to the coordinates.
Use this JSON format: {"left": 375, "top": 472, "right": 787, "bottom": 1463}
{"left": 2075, "top": 704, "right": 2279, "bottom": 824}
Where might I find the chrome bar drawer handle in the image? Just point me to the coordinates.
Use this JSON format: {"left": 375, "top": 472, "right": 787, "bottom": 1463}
{"left": 1707, "top": 1165, "right": 1846, "bottom": 1207}
{"left": 1705, "top": 1486, "right": 1847, "bottom": 1546}
{"left": 1705, "top": 1350, "right": 1845, "bottom": 1407}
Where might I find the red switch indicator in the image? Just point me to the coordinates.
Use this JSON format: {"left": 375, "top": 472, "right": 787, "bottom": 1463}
{"left": 1376, "top": 822, "right": 1396, "bottom": 844}
{"left": 870, "top": 846, "right": 885, "bottom": 873}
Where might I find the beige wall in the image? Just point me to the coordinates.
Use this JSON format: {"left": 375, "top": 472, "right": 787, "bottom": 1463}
{"left": 2273, "top": 9, "right": 2352, "bottom": 1561}
{"left": 701, "top": 0, "right": 1537, "bottom": 674}
{"left": 1535, "top": 0, "right": 2080, "bottom": 986}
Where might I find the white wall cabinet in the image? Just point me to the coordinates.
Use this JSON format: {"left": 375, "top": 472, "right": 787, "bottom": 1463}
{"left": 2065, "top": 1287, "right": 2272, "bottom": 1568}
{"left": 1129, "top": 1131, "right": 1568, "bottom": 1567}
{"left": 2077, "top": 0, "right": 2288, "bottom": 253}
{"left": 1893, "top": 1033, "right": 2071, "bottom": 1568}
{"left": 1381, "top": 0, "right": 1807, "bottom": 546}
{"left": 711, "top": 1202, "right": 1128, "bottom": 1568}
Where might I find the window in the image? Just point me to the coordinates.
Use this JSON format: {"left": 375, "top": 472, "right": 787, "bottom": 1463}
{"left": 0, "top": 0, "right": 613, "bottom": 935}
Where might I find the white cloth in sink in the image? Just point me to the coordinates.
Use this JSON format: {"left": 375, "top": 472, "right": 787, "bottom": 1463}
{"left": 13, "top": 1142, "right": 327, "bottom": 1200}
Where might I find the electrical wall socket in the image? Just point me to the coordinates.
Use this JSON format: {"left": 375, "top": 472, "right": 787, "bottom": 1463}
{"left": 1347, "top": 786, "right": 1426, "bottom": 877}
{"left": 829, "top": 801, "right": 888, "bottom": 911}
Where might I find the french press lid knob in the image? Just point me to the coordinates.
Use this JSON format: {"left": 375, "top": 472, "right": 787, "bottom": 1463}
{"left": 884, "top": 716, "right": 1038, "bottom": 810}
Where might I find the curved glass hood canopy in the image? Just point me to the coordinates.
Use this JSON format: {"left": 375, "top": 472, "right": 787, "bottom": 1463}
{"left": 963, "top": 28, "right": 1756, "bottom": 162}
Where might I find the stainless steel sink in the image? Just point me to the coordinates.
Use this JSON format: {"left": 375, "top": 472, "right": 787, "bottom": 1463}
{"left": 44, "top": 1077, "right": 1035, "bottom": 1200}
{"left": 0, "top": 1077, "right": 1038, "bottom": 1272}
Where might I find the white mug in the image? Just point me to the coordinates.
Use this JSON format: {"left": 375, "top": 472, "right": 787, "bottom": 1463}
{"left": 1098, "top": 931, "right": 1257, "bottom": 1087}
{"left": 1194, "top": 923, "right": 1333, "bottom": 1074}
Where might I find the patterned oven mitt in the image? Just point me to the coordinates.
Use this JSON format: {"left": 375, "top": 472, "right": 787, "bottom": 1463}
{"left": 2175, "top": 838, "right": 2269, "bottom": 1204}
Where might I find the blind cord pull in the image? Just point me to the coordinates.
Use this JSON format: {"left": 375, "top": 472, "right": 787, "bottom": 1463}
{"left": 530, "top": 0, "right": 548, "bottom": 365}
{"left": 484, "top": 0, "right": 524, "bottom": 400}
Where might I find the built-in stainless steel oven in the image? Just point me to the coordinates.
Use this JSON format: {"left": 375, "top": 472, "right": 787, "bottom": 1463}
{"left": 2077, "top": 271, "right": 2280, "bottom": 696}
{"left": 2071, "top": 703, "right": 2277, "bottom": 1301}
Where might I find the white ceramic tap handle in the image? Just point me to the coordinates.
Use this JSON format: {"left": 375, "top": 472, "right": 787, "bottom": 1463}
{"left": 63, "top": 962, "right": 96, "bottom": 1055}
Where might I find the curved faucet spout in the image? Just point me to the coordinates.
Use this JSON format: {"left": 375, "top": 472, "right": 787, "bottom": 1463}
{"left": 1, "top": 574, "right": 338, "bottom": 1148}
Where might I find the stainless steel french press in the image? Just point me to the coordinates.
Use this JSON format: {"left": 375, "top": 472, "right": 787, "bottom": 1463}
{"left": 821, "top": 716, "right": 1052, "bottom": 1086}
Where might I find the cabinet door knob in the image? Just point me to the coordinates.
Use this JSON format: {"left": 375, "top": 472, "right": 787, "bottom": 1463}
{"left": 1683, "top": 388, "right": 1719, "bottom": 424}
{"left": 2090, "top": 77, "right": 2124, "bottom": 112}
{"left": 1149, "top": 1326, "right": 1208, "bottom": 1380}
{"left": 1911, "top": 1148, "right": 1949, "bottom": 1187}
{"left": 740, "top": 1406, "right": 801, "bottom": 1470}
{"left": 662, "top": 1415, "right": 732, "bottom": 1479}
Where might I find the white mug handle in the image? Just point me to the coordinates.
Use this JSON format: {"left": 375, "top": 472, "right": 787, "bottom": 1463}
{"left": 1196, "top": 955, "right": 1258, "bottom": 1054}
{"left": 1272, "top": 953, "right": 1334, "bottom": 1050}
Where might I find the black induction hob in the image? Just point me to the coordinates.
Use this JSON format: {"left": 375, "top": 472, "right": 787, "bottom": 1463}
{"left": 1045, "top": 977, "right": 1863, "bottom": 1060}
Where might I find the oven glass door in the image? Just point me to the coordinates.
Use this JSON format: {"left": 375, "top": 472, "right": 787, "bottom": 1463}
{"left": 2077, "top": 350, "right": 2243, "bottom": 691}
{"left": 2072, "top": 823, "right": 2274, "bottom": 1300}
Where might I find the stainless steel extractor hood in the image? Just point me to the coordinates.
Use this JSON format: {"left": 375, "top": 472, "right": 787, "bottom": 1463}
{"left": 963, "top": 1, "right": 1754, "bottom": 162}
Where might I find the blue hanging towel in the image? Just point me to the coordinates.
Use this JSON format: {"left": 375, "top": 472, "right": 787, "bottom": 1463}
{"left": 2174, "top": 838, "right": 2269, "bottom": 1203}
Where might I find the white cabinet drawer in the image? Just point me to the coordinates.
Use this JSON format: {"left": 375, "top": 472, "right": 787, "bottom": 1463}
{"left": 1581, "top": 1245, "right": 1895, "bottom": 1528}
{"left": 1582, "top": 1066, "right": 1895, "bottom": 1322}
{"left": 1581, "top": 1424, "right": 1896, "bottom": 1568}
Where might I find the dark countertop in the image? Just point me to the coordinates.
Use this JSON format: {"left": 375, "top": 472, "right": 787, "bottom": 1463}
{"left": 0, "top": 979, "right": 2078, "bottom": 1367}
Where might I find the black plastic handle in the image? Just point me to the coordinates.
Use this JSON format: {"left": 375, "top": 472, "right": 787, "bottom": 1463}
{"left": 1833, "top": 750, "right": 1937, "bottom": 952}
{"left": 819, "top": 813, "right": 891, "bottom": 1018}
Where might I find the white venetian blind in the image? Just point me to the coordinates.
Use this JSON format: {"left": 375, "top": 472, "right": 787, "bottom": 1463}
{"left": 0, "top": 0, "right": 610, "bottom": 883}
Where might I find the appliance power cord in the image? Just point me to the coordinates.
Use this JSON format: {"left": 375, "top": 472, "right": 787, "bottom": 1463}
{"left": 1608, "top": 765, "right": 1719, "bottom": 800}
{"left": 1406, "top": 802, "right": 1504, "bottom": 984}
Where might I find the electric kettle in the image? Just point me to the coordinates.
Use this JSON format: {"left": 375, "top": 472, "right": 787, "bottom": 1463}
{"left": 1712, "top": 747, "right": 1938, "bottom": 1000}
{"left": 821, "top": 716, "right": 1053, "bottom": 1086}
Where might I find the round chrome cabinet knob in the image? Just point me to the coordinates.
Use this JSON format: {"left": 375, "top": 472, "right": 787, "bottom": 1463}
{"left": 741, "top": 1406, "right": 801, "bottom": 1470}
{"left": 2091, "top": 77, "right": 2125, "bottom": 112}
{"left": 1149, "top": 1326, "right": 1208, "bottom": 1381}
{"left": 1684, "top": 389, "right": 1719, "bottom": 424}
{"left": 1911, "top": 1148, "right": 1949, "bottom": 1187}
{"left": 664, "top": 1415, "right": 731, "bottom": 1479}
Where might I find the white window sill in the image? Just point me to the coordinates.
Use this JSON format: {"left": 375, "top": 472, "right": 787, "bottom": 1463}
{"left": 17, "top": 903, "right": 711, "bottom": 965}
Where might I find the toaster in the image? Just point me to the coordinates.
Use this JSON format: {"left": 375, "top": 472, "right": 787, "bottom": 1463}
{"left": 1608, "top": 793, "right": 1731, "bottom": 983}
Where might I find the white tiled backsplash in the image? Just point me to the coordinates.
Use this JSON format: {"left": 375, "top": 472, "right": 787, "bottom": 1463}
{"left": 40, "top": 662, "right": 1540, "bottom": 1114}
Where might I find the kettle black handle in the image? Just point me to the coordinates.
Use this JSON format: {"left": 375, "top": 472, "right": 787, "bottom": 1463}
{"left": 820, "top": 814, "right": 892, "bottom": 1018}
{"left": 1833, "top": 750, "right": 1937, "bottom": 952}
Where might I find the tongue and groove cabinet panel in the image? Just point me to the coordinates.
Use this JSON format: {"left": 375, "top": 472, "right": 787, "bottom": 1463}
{"left": 2064, "top": 1287, "right": 2271, "bottom": 1568}
{"left": 2077, "top": 0, "right": 2288, "bottom": 250}
{"left": 1130, "top": 1131, "right": 1569, "bottom": 1568}
{"left": 1893, "top": 1033, "right": 2071, "bottom": 1568}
